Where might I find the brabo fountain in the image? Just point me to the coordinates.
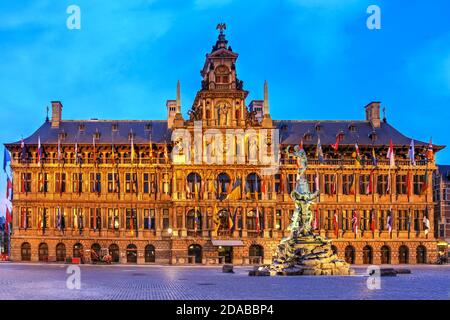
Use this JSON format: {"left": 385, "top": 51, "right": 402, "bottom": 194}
{"left": 254, "top": 145, "right": 354, "bottom": 276}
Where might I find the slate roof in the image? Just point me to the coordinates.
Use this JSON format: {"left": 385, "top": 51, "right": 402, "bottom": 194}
{"left": 4, "top": 118, "right": 445, "bottom": 150}
{"left": 438, "top": 165, "right": 450, "bottom": 182}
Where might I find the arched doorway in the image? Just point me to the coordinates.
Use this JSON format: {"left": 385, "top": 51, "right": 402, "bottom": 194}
{"left": 331, "top": 245, "right": 338, "bottom": 256}
{"left": 38, "top": 243, "right": 49, "bottom": 262}
{"left": 188, "top": 244, "right": 203, "bottom": 264}
{"left": 380, "top": 245, "right": 391, "bottom": 264}
{"left": 21, "top": 242, "right": 31, "bottom": 261}
{"left": 399, "top": 245, "right": 409, "bottom": 264}
{"left": 362, "top": 245, "right": 373, "bottom": 265}
{"left": 91, "top": 243, "right": 101, "bottom": 262}
{"left": 416, "top": 245, "right": 427, "bottom": 264}
{"left": 126, "top": 244, "right": 137, "bottom": 263}
{"left": 249, "top": 244, "right": 264, "bottom": 264}
{"left": 145, "top": 245, "right": 156, "bottom": 263}
{"left": 109, "top": 244, "right": 120, "bottom": 263}
{"left": 56, "top": 243, "right": 66, "bottom": 262}
{"left": 344, "top": 245, "right": 355, "bottom": 264}
{"left": 73, "top": 243, "right": 83, "bottom": 258}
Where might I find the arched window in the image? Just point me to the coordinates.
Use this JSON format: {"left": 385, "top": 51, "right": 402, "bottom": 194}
{"left": 217, "top": 173, "right": 231, "bottom": 199}
{"left": 73, "top": 243, "right": 83, "bottom": 258}
{"left": 145, "top": 245, "right": 156, "bottom": 263}
{"left": 345, "top": 245, "right": 356, "bottom": 264}
{"left": 235, "top": 109, "right": 240, "bottom": 121}
{"left": 363, "top": 245, "right": 373, "bottom": 265}
{"left": 91, "top": 243, "right": 101, "bottom": 262}
{"left": 21, "top": 242, "right": 31, "bottom": 261}
{"left": 188, "top": 244, "right": 203, "bottom": 264}
{"left": 399, "top": 245, "right": 409, "bottom": 264}
{"left": 206, "top": 109, "right": 211, "bottom": 119}
{"left": 56, "top": 243, "right": 66, "bottom": 262}
{"left": 380, "top": 245, "right": 391, "bottom": 264}
{"left": 187, "top": 172, "right": 202, "bottom": 199}
{"left": 186, "top": 209, "right": 202, "bottom": 235}
{"left": 38, "top": 243, "right": 49, "bottom": 262}
{"left": 416, "top": 245, "right": 427, "bottom": 264}
{"left": 246, "top": 210, "right": 262, "bottom": 236}
{"left": 249, "top": 245, "right": 264, "bottom": 264}
{"left": 246, "top": 173, "right": 261, "bottom": 200}
{"left": 126, "top": 244, "right": 137, "bottom": 263}
{"left": 109, "top": 244, "right": 120, "bottom": 263}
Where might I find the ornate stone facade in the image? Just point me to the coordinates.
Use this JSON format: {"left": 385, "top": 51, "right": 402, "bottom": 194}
{"left": 5, "top": 28, "right": 442, "bottom": 265}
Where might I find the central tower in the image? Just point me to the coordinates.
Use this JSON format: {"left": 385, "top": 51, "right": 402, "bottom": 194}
{"left": 189, "top": 24, "right": 249, "bottom": 127}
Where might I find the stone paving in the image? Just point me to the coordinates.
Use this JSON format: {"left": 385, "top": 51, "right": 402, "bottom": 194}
{"left": 0, "top": 263, "right": 449, "bottom": 300}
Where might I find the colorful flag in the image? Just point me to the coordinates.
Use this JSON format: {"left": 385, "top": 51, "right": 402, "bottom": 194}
{"left": 331, "top": 173, "right": 337, "bottom": 195}
{"left": 354, "top": 143, "right": 361, "bottom": 167}
{"left": 386, "top": 171, "right": 391, "bottom": 194}
{"left": 331, "top": 134, "right": 340, "bottom": 152}
{"left": 423, "top": 211, "right": 430, "bottom": 236}
{"left": 406, "top": 170, "right": 412, "bottom": 198}
{"left": 387, "top": 139, "right": 395, "bottom": 168}
{"left": 5, "top": 206, "right": 12, "bottom": 234}
{"left": 366, "top": 171, "right": 374, "bottom": 195}
{"left": 131, "top": 132, "right": 136, "bottom": 163}
{"left": 371, "top": 147, "right": 378, "bottom": 166}
{"left": 213, "top": 205, "right": 220, "bottom": 233}
{"left": 3, "top": 147, "right": 11, "bottom": 172}
{"left": 6, "top": 177, "right": 12, "bottom": 200}
{"left": 299, "top": 138, "right": 304, "bottom": 151}
{"left": 228, "top": 210, "right": 233, "bottom": 232}
{"left": 349, "top": 174, "right": 355, "bottom": 195}
{"left": 227, "top": 178, "right": 242, "bottom": 201}
{"left": 37, "top": 136, "right": 43, "bottom": 166}
{"left": 74, "top": 142, "right": 79, "bottom": 165}
{"left": 421, "top": 168, "right": 429, "bottom": 195}
{"left": 387, "top": 208, "right": 393, "bottom": 235}
{"left": 352, "top": 210, "right": 358, "bottom": 235}
{"left": 426, "top": 138, "right": 434, "bottom": 162}
{"left": 256, "top": 207, "right": 261, "bottom": 233}
{"left": 230, "top": 209, "right": 237, "bottom": 233}
{"left": 408, "top": 140, "right": 416, "bottom": 166}
{"left": 314, "top": 174, "right": 319, "bottom": 193}
{"left": 333, "top": 210, "right": 339, "bottom": 237}
{"left": 20, "top": 139, "right": 27, "bottom": 162}
{"left": 56, "top": 207, "right": 62, "bottom": 231}
{"left": 316, "top": 137, "right": 324, "bottom": 163}
{"left": 370, "top": 210, "right": 376, "bottom": 232}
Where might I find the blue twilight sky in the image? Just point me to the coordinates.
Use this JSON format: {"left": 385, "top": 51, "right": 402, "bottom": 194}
{"left": 1, "top": 0, "right": 450, "bottom": 216}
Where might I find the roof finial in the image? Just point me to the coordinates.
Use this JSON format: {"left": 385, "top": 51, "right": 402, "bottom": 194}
{"left": 46, "top": 105, "right": 49, "bottom": 122}
{"left": 216, "top": 23, "right": 226, "bottom": 34}
{"left": 382, "top": 107, "right": 387, "bottom": 123}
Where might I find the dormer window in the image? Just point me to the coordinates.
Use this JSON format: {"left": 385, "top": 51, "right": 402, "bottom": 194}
{"left": 337, "top": 131, "right": 345, "bottom": 142}
{"left": 128, "top": 132, "right": 136, "bottom": 141}
{"left": 79, "top": 124, "right": 85, "bottom": 132}
{"left": 112, "top": 123, "right": 119, "bottom": 132}
{"left": 144, "top": 123, "right": 152, "bottom": 131}
{"left": 304, "top": 133, "right": 312, "bottom": 142}
{"left": 58, "top": 131, "right": 67, "bottom": 141}
{"left": 315, "top": 124, "right": 322, "bottom": 132}
{"left": 369, "top": 131, "right": 378, "bottom": 142}
{"left": 93, "top": 130, "right": 101, "bottom": 140}
{"left": 348, "top": 124, "right": 357, "bottom": 133}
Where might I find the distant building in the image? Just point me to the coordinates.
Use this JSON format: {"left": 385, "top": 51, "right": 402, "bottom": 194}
{"left": 4, "top": 27, "right": 444, "bottom": 265}
{"left": 433, "top": 165, "right": 450, "bottom": 259}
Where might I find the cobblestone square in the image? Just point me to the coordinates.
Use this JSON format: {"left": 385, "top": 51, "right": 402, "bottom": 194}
{"left": 0, "top": 263, "right": 449, "bottom": 300}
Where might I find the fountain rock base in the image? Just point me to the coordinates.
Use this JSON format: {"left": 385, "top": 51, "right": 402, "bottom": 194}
{"left": 257, "top": 234, "right": 354, "bottom": 276}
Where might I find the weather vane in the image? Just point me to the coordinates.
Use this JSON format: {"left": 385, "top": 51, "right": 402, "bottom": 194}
{"left": 216, "top": 23, "right": 226, "bottom": 34}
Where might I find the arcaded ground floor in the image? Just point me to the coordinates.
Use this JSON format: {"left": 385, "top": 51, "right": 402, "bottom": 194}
{"left": 0, "top": 263, "right": 449, "bottom": 300}
{"left": 10, "top": 236, "right": 439, "bottom": 265}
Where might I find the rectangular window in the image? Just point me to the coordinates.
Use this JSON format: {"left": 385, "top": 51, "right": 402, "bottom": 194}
{"left": 20, "top": 207, "right": 32, "bottom": 229}
{"left": 21, "top": 173, "right": 32, "bottom": 193}
{"left": 162, "top": 209, "right": 170, "bottom": 230}
{"left": 108, "top": 208, "right": 120, "bottom": 230}
{"left": 143, "top": 173, "right": 149, "bottom": 193}
{"left": 55, "top": 173, "right": 66, "bottom": 193}
{"left": 90, "top": 208, "right": 101, "bottom": 230}
{"left": 325, "top": 210, "right": 335, "bottom": 231}
{"left": 144, "top": 209, "right": 156, "bottom": 230}
{"left": 413, "top": 175, "right": 425, "bottom": 195}
{"left": 274, "top": 174, "right": 281, "bottom": 193}
{"left": 342, "top": 175, "right": 353, "bottom": 195}
{"left": 126, "top": 208, "right": 137, "bottom": 230}
{"left": 125, "top": 173, "right": 138, "bottom": 193}
{"left": 72, "top": 173, "right": 83, "bottom": 194}
{"left": 38, "top": 207, "right": 49, "bottom": 229}
{"left": 397, "top": 210, "right": 408, "bottom": 231}
{"left": 90, "top": 173, "right": 101, "bottom": 193}
{"left": 275, "top": 210, "right": 282, "bottom": 230}
{"left": 162, "top": 174, "right": 170, "bottom": 194}
{"left": 306, "top": 174, "right": 315, "bottom": 192}
{"left": 414, "top": 210, "right": 423, "bottom": 231}
{"left": 342, "top": 210, "right": 352, "bottom": 231}
{"left": 360, "top": 210, "right": 371, "bottom": 231}
{"left": 287, "top": 174, "right": 296, "bottom": 194}
{"left": 377, "top": 175, "right": 388, "bottom": 195}
{"left": 396, "top": 175, "right": 407, "bottom": 195}
{"left": 324, "top": 175, "right": 336, "bottom": 195}
{"left": 379, "top": 210, "right": 388, "bottom": 231}
{"left": 38, "top": 173, "right": 49, "bottom": 193}
{"left": 359, "top": 175, "right": 370, "bottom": 195}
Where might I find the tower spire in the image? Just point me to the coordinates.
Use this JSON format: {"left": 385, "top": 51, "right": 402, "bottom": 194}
{"left": 263, "top": 80, "right": 269, "bottom": 115}
{"left": 176, "top": 80, "right": 181, "bottom": 114}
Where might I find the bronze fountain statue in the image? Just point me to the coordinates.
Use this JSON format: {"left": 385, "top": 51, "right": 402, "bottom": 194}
{"left": 254, "top": 145, "right": 354, "bottom": 276}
